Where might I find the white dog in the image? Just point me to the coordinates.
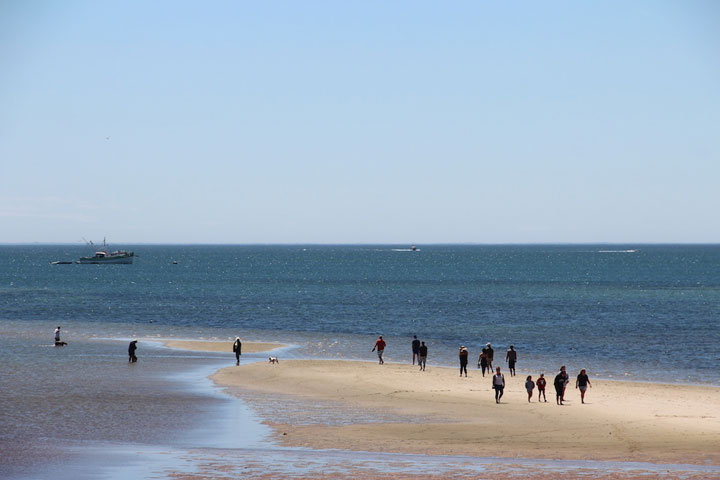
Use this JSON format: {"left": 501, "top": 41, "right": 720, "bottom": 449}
{"left": 268, "top": 356, "right": 279, "bottom": 364}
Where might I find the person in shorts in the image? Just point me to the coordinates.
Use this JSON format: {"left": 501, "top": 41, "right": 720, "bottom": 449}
{"left": 506, "top": 345, "right": 517, "bottom": 376}
{"left": 576, "top": 368, "right": 592, "bottom": 403}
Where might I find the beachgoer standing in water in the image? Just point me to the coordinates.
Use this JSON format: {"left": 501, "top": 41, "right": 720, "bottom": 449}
{"left": 506, "top": 345, "right": 517, "bottom": 376}
{"left": 536, "top": 373, "right": 547, "bottom": 402}
{"left": 458, "top": 346, "right": 469, "bottom": 377}
{"left": 372, "top": 336, "right": 386, "bottom": 364}
{"left": 54, "top": 326, "right": 66, "bottom": 346}
{"left": 411, "top": 335, "right": 420, "bottom": 365}
{"left": 128, "top": 340, "right": 138, "bottom": 363}
{"left": 233, "top": 337, "right": 242, "bottom": 365}
{"left": 525, "top": 375, "right": 535, "bottom": 402}
{"left": 554, "top": 368, "right": 565, "bottom": 405}
{"left": 418, "top": 341, "right": 428, "bottom": 371}
{"left": 576, "top": 369, "right": 592, "bottom": 403}
{"left": 492, "top": 367, "right": 505, "bottom": 403}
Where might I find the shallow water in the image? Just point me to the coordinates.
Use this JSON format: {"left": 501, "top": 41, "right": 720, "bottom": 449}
{"left": 2, "top": 244, "right": 719, "bottom": 478}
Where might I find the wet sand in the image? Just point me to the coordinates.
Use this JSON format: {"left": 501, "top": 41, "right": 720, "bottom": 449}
{"left": 163, "top": 340, "right": 286, "bottom": 353}
{"left": 212, "top": 360, "right": 720, "bottom": 466}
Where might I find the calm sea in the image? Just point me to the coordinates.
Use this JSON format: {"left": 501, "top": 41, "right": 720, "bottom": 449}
{"left": 1, "top": 244, "right": 719, "bottom": 477}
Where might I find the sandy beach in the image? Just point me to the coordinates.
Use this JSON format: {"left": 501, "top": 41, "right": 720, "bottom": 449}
{"left": 212, "top": 360, "right": 720, "bottom": 466}
{"left": 163, "top": 339, "right": 286, "bottom": 354}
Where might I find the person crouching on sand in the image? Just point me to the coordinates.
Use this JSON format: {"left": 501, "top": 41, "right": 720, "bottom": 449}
{"left": 576, "top": 368, "right": 592, "bottom": 403}
{"left": 372, "top": 336, "right": 386, "bottom": 364}
{"left": 525, "top": 375, "right": 535, "bottom": 402}
{"left": 492, "top": 367, "right": 505, "bottom": 403}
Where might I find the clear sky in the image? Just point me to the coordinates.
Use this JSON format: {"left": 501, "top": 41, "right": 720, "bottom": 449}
{"left": 1, "top": 1, "right": 719, "bottom": 244}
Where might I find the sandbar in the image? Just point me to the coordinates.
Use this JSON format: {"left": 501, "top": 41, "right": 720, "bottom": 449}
{"left": 163, "top": 339, "right": 285, "bottom": 354}
{"left": 212, "top": 360, "right": 720, "bottom": 465}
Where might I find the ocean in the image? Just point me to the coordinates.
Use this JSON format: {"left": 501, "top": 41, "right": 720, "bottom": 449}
{"left": 2, "top": 244, "right": 719, "bottom": 478}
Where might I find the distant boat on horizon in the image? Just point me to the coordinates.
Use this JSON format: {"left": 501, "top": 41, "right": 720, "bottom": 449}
{"left": 77, "top": 238, "right": 134, "bottom": 264}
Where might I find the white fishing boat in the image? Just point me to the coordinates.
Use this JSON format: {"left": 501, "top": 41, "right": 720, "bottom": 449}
{"left": 77, "top": 239, "right": 134, "bottom": 264}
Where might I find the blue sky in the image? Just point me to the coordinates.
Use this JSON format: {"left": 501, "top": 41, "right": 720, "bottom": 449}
{"left": 1, "top": 1, "right": 718, "bottom": 243}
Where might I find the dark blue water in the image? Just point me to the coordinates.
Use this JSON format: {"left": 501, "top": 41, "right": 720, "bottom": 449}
{"left": 2, "top": 244, "right": 719, "bottom": 384}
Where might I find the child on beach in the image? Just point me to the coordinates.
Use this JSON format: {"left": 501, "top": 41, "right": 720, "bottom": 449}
{"left": 525, "top": 375, "right": 535, "bottom": 402}
{"left": 536, "top": 373, "right": 547, "bottom": 402}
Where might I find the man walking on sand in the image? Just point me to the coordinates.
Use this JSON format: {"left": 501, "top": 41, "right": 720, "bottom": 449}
{"left": 372, "top": 336, "right": 386, "bottom": 364}
{"left": 483, "top": 343, "right": 494, "bottom": 371}
{"left": 492, "top": 366, "right": 505, "bottom": 403}
{"left": 411, "top": 335, "right": 420, "bottom": 365}
{"left": 506, "top": 345, "right": 517, "bottom": 376}
{"left": 418, "top": 341, "right": 428, "bottom": 371}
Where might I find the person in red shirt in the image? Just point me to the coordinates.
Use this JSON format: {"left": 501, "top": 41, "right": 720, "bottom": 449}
{"left": 371, "top": 336, "right": 386, "bottom": 364}
{"left": 536, "top": 373, "right": 547, "bottom": 402}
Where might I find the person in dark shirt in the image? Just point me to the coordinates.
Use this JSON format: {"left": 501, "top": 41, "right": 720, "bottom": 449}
{"left": 576, "top": 369, "right": 592, "bottom": 403}
{"left": 458, "top": 346, "right": 469, "bottom": 377}
{"left": 554, "top": 368, "right": 566, "bottom": 405}
{"left": 128, "top": 340, "right": 138, "bottom": 363}
{"left": 418, "top": 341, "right": 428, "bottom": 371}
{"left": 506, "top": 345, "right": 517, "bottom": 376}
{"left": 492, "top": 367, "right": 505, "bottom": 403}
{"left": 483, "top": 343, "right": 494, "bottom": 371}
{"left": 411, "top": 335, "right": 421, "bottom": 365}
{"left": 478, "top": 351, "right": 489, "bottom": 376}
{"left": 233, "top": 337, "right": 242, "bottom": 365}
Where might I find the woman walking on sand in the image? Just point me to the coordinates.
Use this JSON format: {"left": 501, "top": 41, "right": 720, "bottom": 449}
{"left": 492, "top": 367, "right": 505, "bottom": 403}
{"left": 458, "top": 346, "right": 469, "bottom": 377}
{"left": 576, "top": 369, "right": 592, "bottom": 403}
{"left": 525, "top": 375, "right": 535, "bottom": 402}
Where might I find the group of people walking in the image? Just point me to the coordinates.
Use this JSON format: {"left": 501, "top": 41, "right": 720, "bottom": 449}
{"left": 373, "top": 335, "right": 593, "bottom": 405}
